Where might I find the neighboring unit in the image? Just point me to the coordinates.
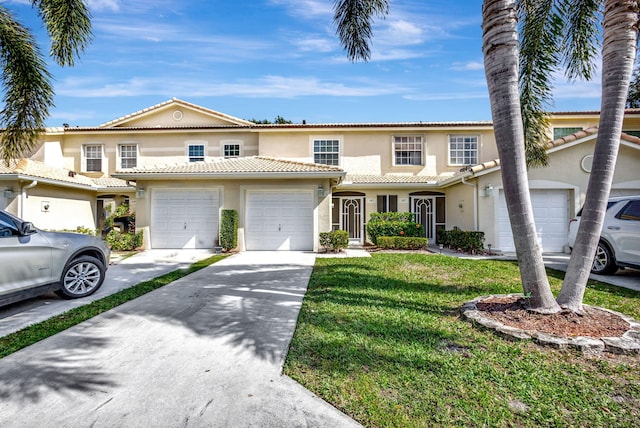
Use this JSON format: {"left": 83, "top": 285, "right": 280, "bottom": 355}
{"left": 568, "top": 195, "right": 640, "bottom": 274}
{"left": 2, "top": 98, "right": 639, "bottom": 253}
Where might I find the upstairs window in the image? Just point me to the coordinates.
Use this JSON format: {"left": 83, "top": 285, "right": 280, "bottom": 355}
{"left": 449, "top": 135, "right": 478, "bottom": 166}
{"left": 84, "top": 145, "right": 103, "bottom": 172}
{"left": 313, "top": 139, "right": 339, "bottom": 166}
{"left": 223, "top": 143, "right": 241, "bottom": 158}
{"left": 119, "top": 145, "right": 137, "bottom": 169}
{"left": 393, "top": 136, "right": 423, "bottom": 166}
{"left": 553, "top": 127, "right": 583, "bottom": 140}
{"left": 188, "top": 144, "right": 205, "bottom": 162}
{"left": 377, "top": 195, "right": 398, "bottom": 213}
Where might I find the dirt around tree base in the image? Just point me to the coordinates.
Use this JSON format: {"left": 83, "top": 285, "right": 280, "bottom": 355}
{"left": 476, "top": 295, "right": 629, "bottom": 338}
{"left": 462, "top": 294, "right": 640, "bottom": 355}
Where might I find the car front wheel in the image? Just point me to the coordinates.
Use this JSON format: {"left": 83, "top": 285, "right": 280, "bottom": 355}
{"left": 56, "top": 255, "right": 106, "bottom": 299}
{"left": 591, "top": 242, "right": 618, "bottom": 275}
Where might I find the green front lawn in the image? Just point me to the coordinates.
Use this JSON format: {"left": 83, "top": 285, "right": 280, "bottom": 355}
{"left": 284, "top": 254, "right": 640, "bottom": 427}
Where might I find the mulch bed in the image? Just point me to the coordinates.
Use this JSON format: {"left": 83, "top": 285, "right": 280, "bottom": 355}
{"left": 476, "top": 295, "right": 630, "bottom": 338}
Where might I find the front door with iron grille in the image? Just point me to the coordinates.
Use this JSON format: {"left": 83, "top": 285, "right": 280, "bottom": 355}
{"left": 340, "top": 197, "right": 364, "bottom": 244}
{"left": 411, "top": 196, "right": 445, "bottom": 244}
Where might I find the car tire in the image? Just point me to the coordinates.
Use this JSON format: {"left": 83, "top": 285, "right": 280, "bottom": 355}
{"left": 55, "top": 255, "right": 106, "bottom": 299}
{"left": 591, "top": 242, "right": 618, "bottom": 275}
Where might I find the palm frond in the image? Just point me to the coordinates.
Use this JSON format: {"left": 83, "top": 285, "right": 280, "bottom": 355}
{"left": 560, "top": 0, "right": 600, "bottom": 81}
{"left": 0, "top": 7, "right": 53, "bottom": 163}
{"left": 333, "top": 0, "right": 389, "bottom": 62}
{"left": 518, "top": 0, "right": 564, "bottom": 167}
{"left": 32, "top": 0, "right": 92, "bottom": 66}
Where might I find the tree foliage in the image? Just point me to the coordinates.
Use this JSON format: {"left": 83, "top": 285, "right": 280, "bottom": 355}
{"left": 0, "top": 0, "right": 92, "bottom": 164}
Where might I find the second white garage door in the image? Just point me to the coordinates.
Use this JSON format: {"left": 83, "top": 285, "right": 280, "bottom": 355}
{"left": 498, "top": 189, "right": 569, "bottom": 252}
{"left": 245, "top": 190, "right": 314, "bottom": 251}
{"left": 151, "top": 189, "right": 219, "bottom": 249}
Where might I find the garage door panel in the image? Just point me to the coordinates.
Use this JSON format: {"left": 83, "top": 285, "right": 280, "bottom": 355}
{"left": 246, "top": 191, "right": 313, "bottom": 251}
{"left": 151, "top": 190, "right": 219, "bottom": 249}
{"left": 498, "top": 190, "right": 569, "bottom": 253}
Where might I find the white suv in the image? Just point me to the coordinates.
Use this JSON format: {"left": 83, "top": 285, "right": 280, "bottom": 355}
{"left": 568, "top": 195, "right": 640, "bottom": 274}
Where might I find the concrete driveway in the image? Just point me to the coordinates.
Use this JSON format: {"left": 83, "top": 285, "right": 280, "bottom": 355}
{"left": 0, "top": 250, "right": 217, "bottom": 338}
{"left": 0, "top": 251, "right": 360, "bottom": 428}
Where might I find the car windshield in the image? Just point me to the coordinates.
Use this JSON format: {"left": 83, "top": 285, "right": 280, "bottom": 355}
{"left": 576, "top": 200, "right": 618, "bottom": 217}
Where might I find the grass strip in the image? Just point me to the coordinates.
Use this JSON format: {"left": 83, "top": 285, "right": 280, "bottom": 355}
{"left": 0, "top": 254, "right": 226, "bottom": 359}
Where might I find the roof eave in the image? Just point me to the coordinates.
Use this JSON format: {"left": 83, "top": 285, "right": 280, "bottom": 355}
{"left": 112, "top": 171, "right": 346, "bottom": 180}
{"left": 0, "top": 174, "right": 96, "bottom": 191}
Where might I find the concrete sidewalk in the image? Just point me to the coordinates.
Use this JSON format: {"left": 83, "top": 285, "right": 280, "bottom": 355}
{"left": 0, "top": 251, "right": 360, "bottom": 428}
{"left": 0, "top": 249, "right": 217, "bottom": 338}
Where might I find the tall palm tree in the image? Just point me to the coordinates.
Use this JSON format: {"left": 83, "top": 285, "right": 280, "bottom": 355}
{"left": 332, "top": 0, "right": 638, "bottom": 313}
{"left": 0, "top": 0, "right": 92, "bottom": 164}
{"left": 557, "top": 0, "right": 638, "bottom": 311}
{"left": 482, "top": 0, "right": 560, "bottom": 312}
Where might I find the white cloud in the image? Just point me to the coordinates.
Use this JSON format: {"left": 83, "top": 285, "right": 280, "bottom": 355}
{"left": 87, "top": 0, "right": 121, "bottom": 12}
{"left": 56, "top": 75, "right": 408, "bottom": 98}
{"left": 377, "top": 20, "right": 425, "bottom": 46}
{"left": 450, "top": 61, "right": 484, "bottom": 71}
{"left": 293, "top": 37, "right": 335, "bottom": 53}
{"left": 268, "top": 0, "right": 332, "bottom": 19}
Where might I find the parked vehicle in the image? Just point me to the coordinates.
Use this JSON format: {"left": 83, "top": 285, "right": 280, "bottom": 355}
{"left": 568, "top": 195, "right": 640, "bottom": 274}
{"left": 0, "top": 210, "right": 110, "bottom": 307}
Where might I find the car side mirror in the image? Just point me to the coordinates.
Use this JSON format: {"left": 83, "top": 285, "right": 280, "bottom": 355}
{"left": 19, "top": 222, "right": 36, "bottom": 236}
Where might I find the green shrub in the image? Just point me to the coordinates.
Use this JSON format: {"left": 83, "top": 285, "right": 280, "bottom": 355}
{"left": 377, "top": 236, "right": 429, "bottom": 250}
{"left": 106, "top": 229, "right": 143, "bottom": 251}
{"left": 366, "top": 212, "right": 422, "bottom": 245}
{"left": 437, "top": 229, "right": 485, "bottom": 253}
{"left": 219, "top": 209, "right": 238, "bottom": 251}
{"left": 319, "top": 230, "right": 350, "bottom": 252}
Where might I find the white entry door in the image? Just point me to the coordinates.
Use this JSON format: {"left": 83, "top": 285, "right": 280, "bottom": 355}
{"left": 245, "top": 190, "right": 314, "bottom": 251}
{"left": 340, "top": 197, "right": 365, "bottom": 244}
{"left": 150, "top": 189, "right": 219, "bottom": 249}
{"left": 498, "top": 189, "right": 569, "bottom": 252}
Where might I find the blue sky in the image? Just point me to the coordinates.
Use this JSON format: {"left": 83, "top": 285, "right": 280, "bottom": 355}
{"left": 11, "top": 0, "right": 602, "bottom": 127}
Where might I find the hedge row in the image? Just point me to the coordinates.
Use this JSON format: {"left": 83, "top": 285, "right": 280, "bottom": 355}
{"left": 377, "top": 236, "right": 428, "bottom": 250}
{"left": 437, "top": 229, "right": 485, "bottom": 253}
{"left": 366, "top": 212, "right": 421, "bottom": 245}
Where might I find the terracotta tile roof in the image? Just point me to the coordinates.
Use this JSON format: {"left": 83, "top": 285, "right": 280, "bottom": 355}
{"left": 92, "top": 176, "right": 132, "bottom": 189}
{"left": 100, "top": 98, "right": 253, "bottom": 128}
{"left": 0, "top": 159, "right": 95, "bottom": 187}
{"left": 0, "top": 159, "right": 133, "bottom": 190}
{"left": 343, "top": 174, "right": 449, "bottom": 184}
{"left": 113, "top": 156, "right": 345, "bottom": 175}
{"left": 466, "top": 126, "right": 640, "bottom": 176}
{"left": 545, "top": 126, "right": 598, "bottom": 149}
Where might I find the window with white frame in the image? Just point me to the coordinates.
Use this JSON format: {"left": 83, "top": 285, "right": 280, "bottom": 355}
{"left": 119, "top": 144, "right": 137, "bottom": 169}
{"left": 188, "top": 144, "right": 205, "bottom": 162}
{"left": 223, "top": 143, "right": 241, "bottom": 158}
{"left": 377, "top": 195, "right": 398, "bottom": 213}
{"left": 553, "top": 127, "right": 583, "bottom": 140}
{"left": 84, "top": 145, "right": 103, "bottom": 172}
{"left": 313, "top": 139, "right": 340, "bottom": 165}
{"left": 393, "top": 136, "right": 423, "bottom": 166}
{"left": 448, "top": 135, "right": 478, "bottom": 166}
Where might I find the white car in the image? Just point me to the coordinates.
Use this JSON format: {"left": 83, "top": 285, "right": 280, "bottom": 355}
{"left": 568, "top": 195, "right": 640, "bottom": 274}
{"left": 0, "top": 210, "right": 110, "bottom": 306}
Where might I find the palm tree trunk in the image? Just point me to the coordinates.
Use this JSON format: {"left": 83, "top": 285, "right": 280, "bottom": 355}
{"left": 482, "top": 0, "right": 560, "bottom": 313}
{"left": 557, "top": 0, "right": 638, "bottom": 311}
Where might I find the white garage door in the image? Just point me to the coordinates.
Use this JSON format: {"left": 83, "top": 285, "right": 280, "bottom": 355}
{"left": 245, "top": 190, "right": 314, "bottom": 251}
{"left": 151, "top": 190, "right": 219, "bottom": 249}
{"left": 498, "top": 189, "right": 569, "bottom": 252}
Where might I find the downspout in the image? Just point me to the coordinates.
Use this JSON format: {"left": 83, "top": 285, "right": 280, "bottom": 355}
{"left": 20, "top": 180, "right": 38, "bottom": 218}
{"left": 461, "top": 176, "right": 478, "bottom": 231}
